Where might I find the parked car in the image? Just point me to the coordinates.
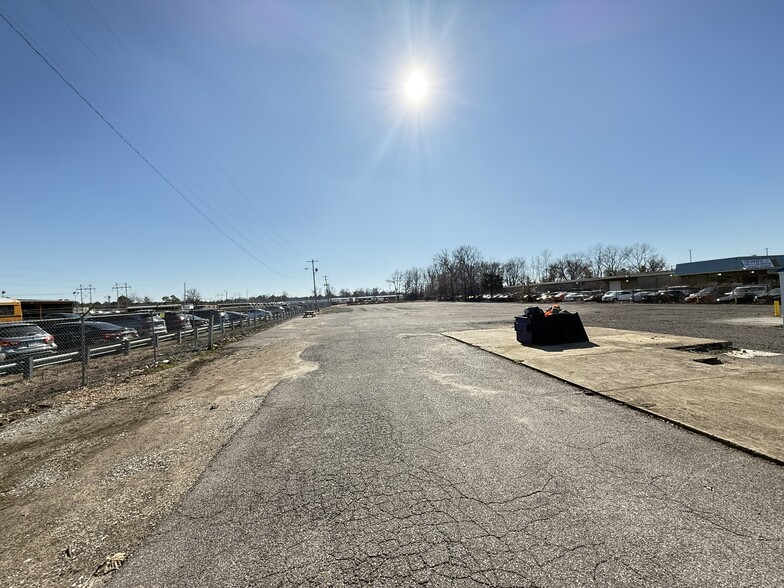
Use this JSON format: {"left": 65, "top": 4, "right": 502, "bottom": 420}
{"left": 266, "top": 307, "right": 283, "bottom": 319}
{"left": 44, "top": 312, "right": 83, "bottom": 320}
{"left": 632, "top": 290, "right": 654, "bottom": 302}
{"left": 192, "top": 309, "right": 228, "bottom": 324}
{"left": 652, "top": 289, "right": 688, "bottom": 303}
{"left": 717, "top": 285, "right": 768, "bottom": 304}
{"left": 53, "top": 321, "right": 139, "bottom": 349}
{"left": 224, "top": 311, "right": 247, "bottom": 323}
{"left": 562, "top": 292, "right": 586, "bottom": 302}
{"left": 582, "top": 291, "right": 605, "bottom": 302}
{"left": 246, "top": 309, "right": 271, "bottom": 321}
{"left": 0, "top": 323, "right": 58, "bottom": 362}
{"left": 755, "top": 287, "right": 781, "bottom": 304}
{"left": 602, "top": 290, "right": 633, "bottom": 302}
{"left": 88, "top": 313, "right": 167, "bottom": 337}
{"left": 685, "top": 286, "right": 720, "bottom": 304}
{"left": 163, "top": 311, "right": 191, "bottom": 331}
{"left": 182, "top": 313, "right": 209, "bottom": 327}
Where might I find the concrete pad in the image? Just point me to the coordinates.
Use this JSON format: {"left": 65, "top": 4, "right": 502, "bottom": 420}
{"left": 444, "top": 326, "right": 784, "bottom": 463}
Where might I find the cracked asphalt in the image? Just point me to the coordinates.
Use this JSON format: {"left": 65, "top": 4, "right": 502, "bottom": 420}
{"left": 110, "top": 303, "right": 784, "bottom": 587}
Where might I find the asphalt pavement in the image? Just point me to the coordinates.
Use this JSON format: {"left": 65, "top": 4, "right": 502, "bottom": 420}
{"left": 110, "top": 303, "right": 784, "bottom": 588}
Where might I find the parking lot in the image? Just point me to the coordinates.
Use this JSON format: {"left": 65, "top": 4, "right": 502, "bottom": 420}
{"left": 1, "top": 301, "right": 782, "bottom": 587}
{"left": 562, "top": 300, "right": 783, "bottom": 354}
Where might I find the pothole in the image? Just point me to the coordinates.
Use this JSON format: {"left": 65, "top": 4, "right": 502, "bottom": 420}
{"left": 693, "top": 357, "right": 723, "bottom": 365}
{"left": 669, "top": 342, "right": 732, "bottom": 353}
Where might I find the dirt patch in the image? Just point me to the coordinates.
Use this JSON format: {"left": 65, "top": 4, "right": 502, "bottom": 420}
{"left": 0, "top": 331, "right": 315, "bottom": 588}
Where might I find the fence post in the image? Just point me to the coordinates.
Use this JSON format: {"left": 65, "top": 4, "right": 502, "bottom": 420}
{"left": 208, "top": 316, "right": 214, "bottom": 350}
{"left": 80, "top": 317, "right": 88, "bottom": 387}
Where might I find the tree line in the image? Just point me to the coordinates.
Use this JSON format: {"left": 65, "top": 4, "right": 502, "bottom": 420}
{"left": 85, "top": 243, "right": 666, "bottom": 305}
{"left": 380, "top": 243, "right": 667, "bottom": 302}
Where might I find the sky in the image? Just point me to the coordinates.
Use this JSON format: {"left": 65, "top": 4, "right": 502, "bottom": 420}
{"left": 1, "top": 0, "right": 782, "bottom": 302}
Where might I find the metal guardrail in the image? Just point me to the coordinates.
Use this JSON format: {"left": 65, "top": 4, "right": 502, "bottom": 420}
{"left": 0, "top": 310, "right": 295, "bottom": 383}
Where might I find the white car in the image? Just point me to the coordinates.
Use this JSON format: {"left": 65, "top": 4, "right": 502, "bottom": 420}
{"left": 602, "top": 290, "right": 633, "bottom": 302}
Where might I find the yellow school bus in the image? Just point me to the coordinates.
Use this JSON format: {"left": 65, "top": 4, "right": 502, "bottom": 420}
{"left": 0, "top": 298, "right": 23, "bottom": 322}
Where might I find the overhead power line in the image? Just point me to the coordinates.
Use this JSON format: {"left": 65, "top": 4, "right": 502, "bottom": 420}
{"left": 0, "top": 8, "right": 297, "bottom": 280}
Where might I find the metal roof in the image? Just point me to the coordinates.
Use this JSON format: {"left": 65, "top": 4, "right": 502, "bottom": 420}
{"left": 675, "top": 255, "right": 783, "bottom": 276}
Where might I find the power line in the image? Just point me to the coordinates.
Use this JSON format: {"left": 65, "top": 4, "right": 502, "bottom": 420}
{"left": 84, "top": 0, "right": 137, "bottom": 64}
{"left": 211, "top": 157, "right": 301, "bottom": 256}
{"left": 0, "top": 8, "right": 297, "bottom": 280}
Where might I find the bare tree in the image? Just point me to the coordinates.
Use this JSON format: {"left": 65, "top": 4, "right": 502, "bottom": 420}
{"left": 184, "top": 288, "right": 201, "bottom": 304}
{"left": 647, "top": 253, "right": 667, "bottom": 272}
{"left": 560, "top": 253, "right": 592, "bottom": 280}
{"left": 627, "top": 243, "right": 652, "bottom": 273}
{"left": 626, "top": 242, "right": 666, "bottom": 273}
{"left": 424, "top": 265, "right": 440, "bottom": 300}
{"left": 533, "top": 249, "right": 554, "bottom": 282}
{"left": 453, "top": 245, "right": 483, "bottom": 301}
{"left": 503, "top": 257, "right": 528, "bottom": 287}
{"left": 602, "top": 245, "right": 628, "bottom": 276}
{"left": 586, "top": 244, "right": 605, "bottom": 277}
{"left": 403, "top": 267, "right": 424, "bottom": 300}
{"left": 387, "top": 270, "right": 404, "bottom": 301}
{"left": 433, "top": 249, "right": 457, "bottom": 300}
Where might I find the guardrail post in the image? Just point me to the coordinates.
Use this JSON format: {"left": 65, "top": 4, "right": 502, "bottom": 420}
{"left": 177, "top": 328, "right": 182, "bottom": 344}
{"left": 208, "top": 316, "right": 214, "bottom": 349}
{"left": 123, "top": 339, "right": 131, "bottom": 356}
{"left": 150, "top": 314, "right": 158, "bottom": 364}
{"left": 23, "top": 356, "right": 34, "bottom": 380}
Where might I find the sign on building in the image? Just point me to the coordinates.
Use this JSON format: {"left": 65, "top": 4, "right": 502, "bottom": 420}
{"left": 740, "top": 258, "right": 775, "bottom": 270}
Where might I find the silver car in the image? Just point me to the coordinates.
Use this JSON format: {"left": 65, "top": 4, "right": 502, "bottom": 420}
{"left": 0, "top": 323, "right": 58, "bottom": 362}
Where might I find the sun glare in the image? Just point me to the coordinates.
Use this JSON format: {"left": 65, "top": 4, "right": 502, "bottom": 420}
{"left": 404, "top": 72, "right": 429, "bottom": 105}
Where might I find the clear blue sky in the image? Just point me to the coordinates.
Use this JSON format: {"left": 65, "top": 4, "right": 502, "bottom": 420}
{"left": 1, "top": 0, "right": 782, "bottom": 302}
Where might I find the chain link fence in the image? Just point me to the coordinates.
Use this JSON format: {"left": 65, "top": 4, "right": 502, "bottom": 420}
{"left": 0, "top": 305, "right": 302, "bottom": 390}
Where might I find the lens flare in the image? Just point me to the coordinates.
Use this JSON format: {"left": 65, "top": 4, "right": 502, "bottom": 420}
{"left": 404, "top": 72, "right": 429, "bottom": 105}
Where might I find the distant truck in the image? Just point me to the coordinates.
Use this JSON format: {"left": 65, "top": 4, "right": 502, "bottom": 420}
{"left": 0, "top": 297, "right": 23, "bottom": 322}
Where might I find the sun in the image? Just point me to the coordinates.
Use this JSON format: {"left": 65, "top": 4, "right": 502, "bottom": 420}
{"left": 404, "top": 71, "right": 429, "bottom": 105}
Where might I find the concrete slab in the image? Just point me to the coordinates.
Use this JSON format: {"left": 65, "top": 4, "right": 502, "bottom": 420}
{"left": 444, "top": 326, "right": 784, "bottom": 463}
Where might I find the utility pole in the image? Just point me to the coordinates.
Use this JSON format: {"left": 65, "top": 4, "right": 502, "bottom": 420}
{"left": 113, "top": 282, "right": 131, "bottom": 300}
{"left": 323, "top": 275, "right": 331, "bottom": 306}
{"left": 74, "top": 284, "right": 95, "bottom": 305}
{"left": 306, "top": 259, "right": 319, "bottom": 311}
